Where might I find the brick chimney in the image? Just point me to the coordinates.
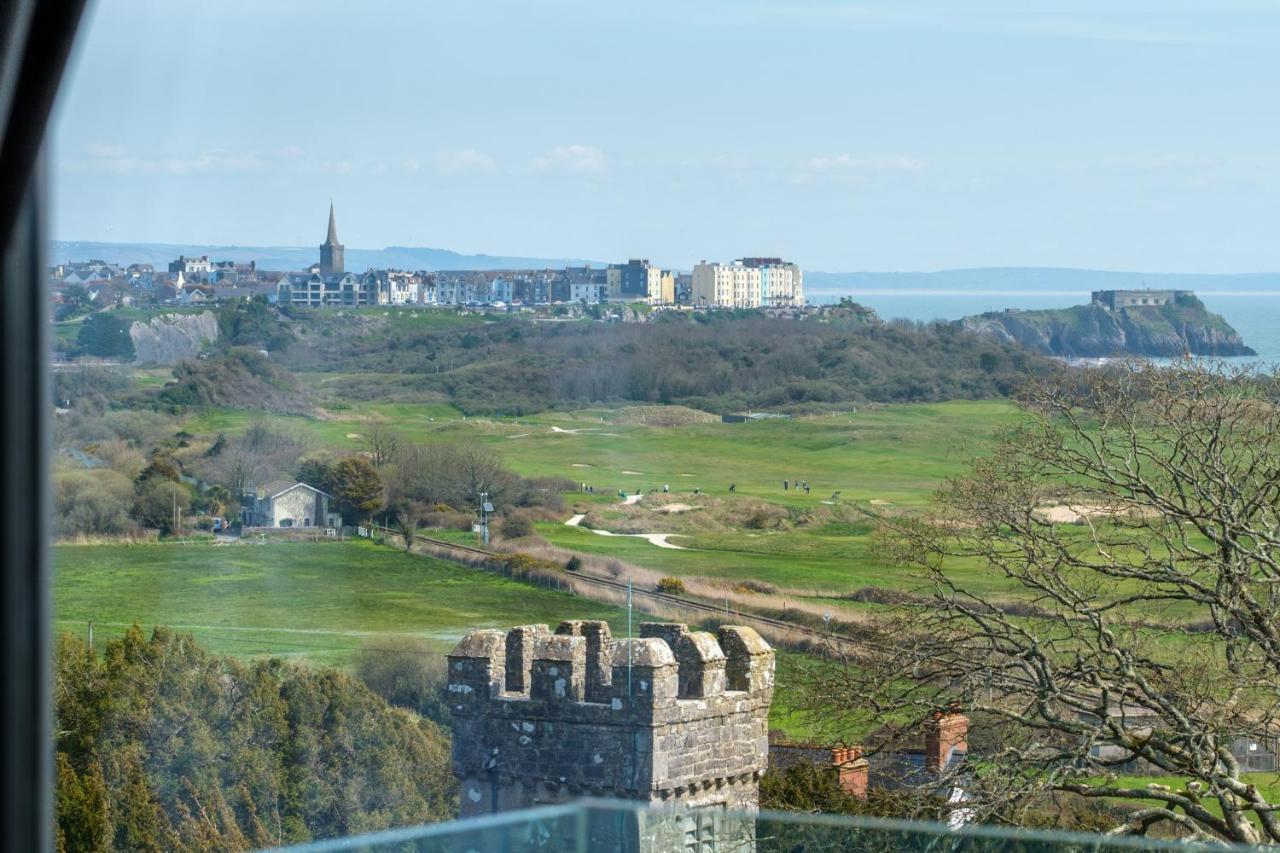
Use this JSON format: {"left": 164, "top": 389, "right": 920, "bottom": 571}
{"left": 925, "top": 709, "right": 968, "bottom": 774}
{"left": 831, "top": 746, "right": 869, "bottom": 798}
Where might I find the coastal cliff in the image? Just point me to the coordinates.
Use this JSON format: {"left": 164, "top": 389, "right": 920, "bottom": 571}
{"left": 130, "top": 311, "right": 220, "bottom": 365}
{"left": 957, "top": 295, "right": 1254, "bottom": 358}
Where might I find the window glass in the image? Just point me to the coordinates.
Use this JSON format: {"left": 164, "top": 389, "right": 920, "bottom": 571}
{"left": 46, "top": 1, "right": 1280, "bottom": 849}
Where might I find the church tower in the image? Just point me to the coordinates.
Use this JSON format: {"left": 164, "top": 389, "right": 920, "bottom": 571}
{"left": 319, "top": 201, "right": 344, "bottom": 275}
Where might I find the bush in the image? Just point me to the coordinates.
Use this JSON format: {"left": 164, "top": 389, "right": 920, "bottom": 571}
{"left": 499, "top": 513, "right": 535, "bottom": 539}
{"left": 353, "top": 635, "right": 450, "bottom": 728}
{"left": 565, "top": 555, "right": 584, "bottom": 572}
{"left": 53, "top": 469, "right": 136, "bottom": 537}
{"left": 657, "top": 576, "right": 686, "bottom": 595}
{"left": 502, "top": 553, "right": 559, "bottom": 576}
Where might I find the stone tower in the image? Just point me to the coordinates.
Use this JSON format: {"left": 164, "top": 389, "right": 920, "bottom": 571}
{"left": 448, "top": 619, "right": 774, "bottom": 821}
{"left": 319, "top": 201, "right": 344, "bottom": 275}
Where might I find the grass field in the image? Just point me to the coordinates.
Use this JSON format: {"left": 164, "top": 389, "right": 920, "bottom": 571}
{"left": 174, "top": 398, "right": 1019, "bottom": 598}
{"left": 53, "top": 539, "right": 626, "bottom": 668}
{"left": 53, "top": 538, "right": 819, "bottom": 733}
{"left": 182, "top": 396, "right": 1017, "bottom": 509}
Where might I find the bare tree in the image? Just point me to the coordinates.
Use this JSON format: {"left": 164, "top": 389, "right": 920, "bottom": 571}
{"left": 361, "top": 423, "right": 402, "bottom": 467}
{"left": 804, "top": 360, "right": 1280, "bottom": 844}
{"left": 386, "top": 441, "right": 515, "bottom": 512}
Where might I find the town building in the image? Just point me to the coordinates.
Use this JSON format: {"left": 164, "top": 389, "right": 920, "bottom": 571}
{"left": 692, "top": 258, "right": 804, "bottom": 309}
{"left": 276, "top": 271, "right": 369, "bottom": 308}
{"left": 363, "top": 269, "right": 422, "bottom": 305}
{"left": 168, "top": 255, "right": 213, "bottom": 276}
{"left": 241, "top": 481, "right": 341, "bottom": 529}
{"left": 1091, "top": 289, "right": 1190, "bottom": 310}
{"left": 607, "top": 259, "right": 668, "bottom": 304}
{"left": 448, "top": 619, "right": 774, "bottom": 820}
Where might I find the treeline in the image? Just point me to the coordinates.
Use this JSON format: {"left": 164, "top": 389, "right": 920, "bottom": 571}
{"left": 284, "top": 310, "right": 1052, "bottom": 415}
{"left": 54, "top": 626, "right": 455, "bottom": 852}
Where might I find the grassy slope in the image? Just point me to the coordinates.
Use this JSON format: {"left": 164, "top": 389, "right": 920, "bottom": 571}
{"left": 53, "top": 539, "right": 816, "bottom": 733}
{"left": 177, "top": 399, "right": 1017, "bottom": 597}
{"left": 184, "top": 396, "right": 1016, "bottom": 509}
{"left": 54, "top": 539, "right": 625, "bottom": 666}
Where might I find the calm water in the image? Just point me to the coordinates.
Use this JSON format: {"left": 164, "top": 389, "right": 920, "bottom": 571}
{"left": 812, "top": 290, "right": 1280, "bottom": 365}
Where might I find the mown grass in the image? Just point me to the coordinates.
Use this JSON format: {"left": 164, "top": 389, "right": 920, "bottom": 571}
{"left": 53, "top": 539, "right": 625, "bottom": 668}
{"left": 52, "top": 539, "right": 815, "bottom": 733}
{"left": 181, "top": 397, "right": 1018, "bottom": 510}
{"left": 171, "top": 398, "right": 1079, "bottom": 601}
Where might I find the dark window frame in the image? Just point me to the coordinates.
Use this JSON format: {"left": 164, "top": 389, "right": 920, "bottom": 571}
{"left": 1, "top": 1, "right": 88, "bottom": 849}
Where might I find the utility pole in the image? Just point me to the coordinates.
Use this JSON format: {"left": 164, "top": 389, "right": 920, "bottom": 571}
{"left": 479, "top": 491, "right": 492, "bottom": 547}
{"left": 172, "top": 483, "right": 177, "bottom": 532}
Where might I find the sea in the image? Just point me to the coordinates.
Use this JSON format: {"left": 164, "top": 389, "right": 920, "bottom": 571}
{"left": 809, "top": 289, "right": 1280, "bottom": 366}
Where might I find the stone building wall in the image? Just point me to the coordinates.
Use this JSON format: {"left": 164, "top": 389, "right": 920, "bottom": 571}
{"left": 448, "top": 620, "right": 774, "bottom": 818}
{"left": 269, "top": 486, "right": 324, "bottom": 527}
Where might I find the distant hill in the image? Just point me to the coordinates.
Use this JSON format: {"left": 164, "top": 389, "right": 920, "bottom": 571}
{"left": 958, "top": 293, "right": 1255, "bottom": 358}
{"left": 807, "top": 267, "right": 1280, "bottom": 295}
{"left": 49, "top": 241, "right": 604, "bottom": 272}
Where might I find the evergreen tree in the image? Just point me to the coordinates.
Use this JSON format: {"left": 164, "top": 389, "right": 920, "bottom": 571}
{"left": 75, "top": 312, "right": 136, "bottom": 359}
{"left": 329, "top": 456, "right": 383, "bottom": 523}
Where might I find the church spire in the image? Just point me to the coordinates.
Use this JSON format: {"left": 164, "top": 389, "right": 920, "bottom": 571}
{"left": 326, "top": 200, "right": 339, "bottom": 244}
{"left": 319, "top": 199, "right": 345, "bottom": 275}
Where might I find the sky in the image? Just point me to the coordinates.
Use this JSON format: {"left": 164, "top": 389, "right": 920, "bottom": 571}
{"left": 50, "top": 0, "right": 1280, "bottom": 272}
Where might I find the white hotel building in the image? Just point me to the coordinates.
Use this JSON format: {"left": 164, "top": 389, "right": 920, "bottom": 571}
{"left": 690, "top": 257, "right": 804, "bottom": 309}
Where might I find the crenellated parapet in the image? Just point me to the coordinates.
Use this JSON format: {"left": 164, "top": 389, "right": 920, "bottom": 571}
{"left": 448, "top": 620, "right": 774, "bottom": 816}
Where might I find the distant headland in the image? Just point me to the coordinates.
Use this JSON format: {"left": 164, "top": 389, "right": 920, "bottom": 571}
{"left": 957, "top": 289, "right": 1255, "bottom": 358}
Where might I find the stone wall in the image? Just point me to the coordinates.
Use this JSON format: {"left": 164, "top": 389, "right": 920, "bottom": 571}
{"left": 448, "top": 620, "right": 774, "bottom": 819}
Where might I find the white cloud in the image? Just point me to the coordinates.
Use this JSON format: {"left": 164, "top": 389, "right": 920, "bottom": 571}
{"left": 534, "top": 144, "right": 608, "bottom": 174}
{"left": 72, "top": 144, "right": 266, "bottom": 175}
{"left": 401, "top": 158, "right": 421, "bottom": 173}
{"left": 434, "top": 148, "right": 497, "bottom": 175}
{"left": 806, "top": 154, "right": 925, "bottom": 174}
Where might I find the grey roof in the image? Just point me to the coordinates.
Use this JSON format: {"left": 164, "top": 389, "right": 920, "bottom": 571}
{"left": 265, "top": 481, "right": 332, "bottom": 500}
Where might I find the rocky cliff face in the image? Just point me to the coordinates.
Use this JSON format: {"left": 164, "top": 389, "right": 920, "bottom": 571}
{"left": 958, "top": 297, "right": 1254, "bottom": 358}
{"left": 130, "top": 311, "right": 220, "bottom": 365}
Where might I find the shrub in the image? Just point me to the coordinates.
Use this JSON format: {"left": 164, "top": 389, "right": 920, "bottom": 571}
{"left": 499, "top": 513, "right": 535, "bottom": 539}
{"left": 657, "top": 576, "right": 686, "bottom": 595}
{"left": 53, "top": 469, "right": 135, "bottom": 537}
{"left": 353, "top": 635, "right": 450, "bottom": 728}
{"left": 565, "top": 555, "right": 584, "bottom": 572}
{"left": 502, "top": 553, "right": 560, "bottom": 576}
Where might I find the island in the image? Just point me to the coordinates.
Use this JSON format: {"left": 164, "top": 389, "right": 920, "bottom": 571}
{"left": 958, "top": 289, "right": 1254, "bottom": 358}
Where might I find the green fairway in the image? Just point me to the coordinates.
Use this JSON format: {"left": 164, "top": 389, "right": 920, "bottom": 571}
{"left": 180, "top": 396, "right": 1017, "bottom": 508}
{"left": 53, "top": 539, "right": 627, "bottom": 668}
{"left": 53, "top": 539, "right": 817, "bottom": 734}
{"left": 171, "top": 398, "right": 1020, "bottom": 598}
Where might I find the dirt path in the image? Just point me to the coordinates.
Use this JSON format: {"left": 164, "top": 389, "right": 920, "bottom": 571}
{"left": 564, "top": 513, "right": 687, "bottom": 550}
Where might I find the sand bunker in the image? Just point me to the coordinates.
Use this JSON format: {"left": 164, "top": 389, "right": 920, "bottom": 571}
{"left": 655, "top": 503, "right": 694, "bottom": 514}
{"left": 869, "top": 499, "right": 892, "bottom": 507}
{"left": 571, "top": 463, "right": 591, "bottom": 468}
{"left": 1034, "top": 502, "right": 1156, "bottom": 524}
{"left": 345, "top": 433, "right": 361, "bottom": 439}
{"left": 564, "top": 513, "right": 686, "bottom": 550}
{"left": 621, "top": 470, "right": 643, "bottom": 475}
{"left": 621, "top": 494, "right": 644, "bottom": 505}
